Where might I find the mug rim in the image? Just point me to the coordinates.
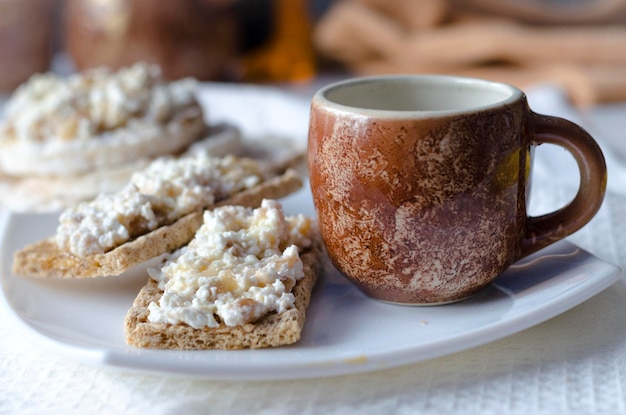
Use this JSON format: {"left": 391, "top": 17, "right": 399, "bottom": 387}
{"left": 313, "top": 74, "right": 524, "bottom": 118}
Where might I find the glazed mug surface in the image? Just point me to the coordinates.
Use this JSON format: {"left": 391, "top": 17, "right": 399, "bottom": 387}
{"left": 308, "top": 75, "right": 607, "bottom": 304}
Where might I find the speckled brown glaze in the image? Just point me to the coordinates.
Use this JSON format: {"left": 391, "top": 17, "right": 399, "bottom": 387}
{"left": 308, "top": 75, "right": 607, "bottom": 304}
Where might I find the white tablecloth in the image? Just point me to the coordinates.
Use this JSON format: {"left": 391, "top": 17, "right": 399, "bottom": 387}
{"left": 1, "top": 82, "right": 626, "bottom": 415}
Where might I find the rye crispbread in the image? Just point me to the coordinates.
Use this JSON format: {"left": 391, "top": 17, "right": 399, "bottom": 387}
{"left": 12, "top": 169, "right": 302, "bottom": 279}
{"left": 124, "top": 247, "right": 321, "bottom": 350}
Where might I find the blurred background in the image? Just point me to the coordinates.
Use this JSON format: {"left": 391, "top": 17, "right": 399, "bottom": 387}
{"left": 1, "top": 0, "right": 625, "bottom": 106}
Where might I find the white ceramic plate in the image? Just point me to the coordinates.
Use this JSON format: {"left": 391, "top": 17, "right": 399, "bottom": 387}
{"left": 0, "top": 183, "right": 621, "bottom": 381}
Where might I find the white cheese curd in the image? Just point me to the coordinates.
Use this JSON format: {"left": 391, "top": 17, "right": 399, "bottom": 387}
{"left": 147, "top": 199, "right": 316, "bottom": 328}
{"left": 2, "top": 63, "right": 193, "bottom": 141}
{"left": 0, "top": 63, "right": 204, "bottom": 176}
{"left": 55, "top": 154, "right": 269, "bottom": 257}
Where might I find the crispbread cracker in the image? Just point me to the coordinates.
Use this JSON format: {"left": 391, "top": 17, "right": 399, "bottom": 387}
{"left": 12, "top": 169, "right": 302, "bottom": 279}
{"left": 124, "top": 248, "right": 321, "bottom": 350}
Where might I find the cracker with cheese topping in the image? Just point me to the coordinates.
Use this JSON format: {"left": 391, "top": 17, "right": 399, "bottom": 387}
{"left": 0, "top": 63, "right": 243, "bottom": 211}
{"left": 124, "top": 200, "right": 321, "bottom": 350}
{"left": 12, "top": 154, "right": 302, "bottom": 279}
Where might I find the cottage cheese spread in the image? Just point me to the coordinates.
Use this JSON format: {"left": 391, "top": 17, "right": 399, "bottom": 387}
{"left": 55, "top": 154, "right": 269, "bottom": 257}
{"left": 147, "top": 199, "right": 315, "bottom": 328}
{"left": 0, "top": 63, "right": 204, "bottom": 176}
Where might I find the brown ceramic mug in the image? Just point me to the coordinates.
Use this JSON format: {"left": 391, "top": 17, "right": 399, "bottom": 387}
{"left": 308, "top": 75, "right": 607, "bottom": 305}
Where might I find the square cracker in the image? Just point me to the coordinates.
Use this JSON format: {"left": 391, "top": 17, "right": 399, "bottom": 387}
{"left": 124, "top": 248, "right": 321, "bottom": 350}
{"left": 12, "top": 169, "right": 302, "bottom": 279}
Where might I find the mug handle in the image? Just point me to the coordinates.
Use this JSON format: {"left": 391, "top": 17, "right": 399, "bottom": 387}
{"left": 520, "top": 113, "right": 607, "bottom": 258}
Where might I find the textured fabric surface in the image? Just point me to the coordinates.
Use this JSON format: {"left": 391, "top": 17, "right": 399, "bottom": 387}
{"left": 1, "top": 84, "right": 626, "bottom": 415}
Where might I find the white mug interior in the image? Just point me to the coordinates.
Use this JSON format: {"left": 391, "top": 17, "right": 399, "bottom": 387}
{"left": 319, "top": 75, "right": 522, "bottom": 116}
